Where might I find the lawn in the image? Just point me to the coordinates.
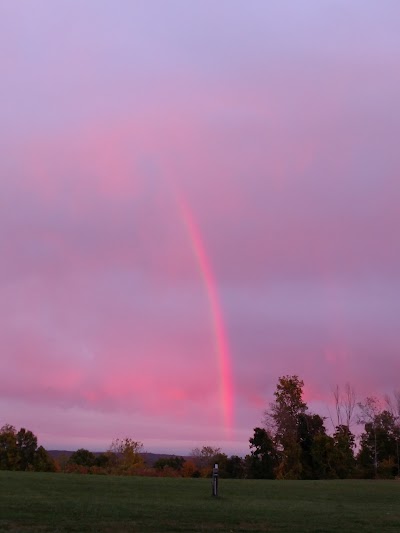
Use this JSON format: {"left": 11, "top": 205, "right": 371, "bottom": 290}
{"left": 1, "top": 472, "right": 400, "bottom": 532}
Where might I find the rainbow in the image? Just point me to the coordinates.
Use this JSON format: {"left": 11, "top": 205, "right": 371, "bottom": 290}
{"left": 176, "top": 193, "right": 234, "bottom": 434}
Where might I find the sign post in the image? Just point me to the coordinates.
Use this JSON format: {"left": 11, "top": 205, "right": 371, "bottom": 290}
{"left": 212, "top": 463, "right": 219, "bottom": 497}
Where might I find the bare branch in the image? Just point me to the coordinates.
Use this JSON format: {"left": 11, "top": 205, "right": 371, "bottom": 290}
{"left": 326, "top": 404, "right": 337, "bottom": 432}
{"left": 343, "top": 383, "right": 356, "bottom": 428}
{"left": 333, "top": 384, "right": 341, "bottom": 427}
{"left": 357, "top": 396, "right": 382, "bottom": 425}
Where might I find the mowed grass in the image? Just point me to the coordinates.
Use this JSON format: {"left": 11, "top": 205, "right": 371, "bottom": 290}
{"left": 1, "top": 472, "right": 400, "bottom": 533}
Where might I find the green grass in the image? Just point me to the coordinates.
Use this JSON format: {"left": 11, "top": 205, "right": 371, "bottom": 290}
{"left": 1, "top": 472, "right": 400, "bottom": 532}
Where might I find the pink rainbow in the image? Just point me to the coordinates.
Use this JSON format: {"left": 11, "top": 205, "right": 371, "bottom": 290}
{"left": 176, "top": 193, "right": 234, "bottom": 434}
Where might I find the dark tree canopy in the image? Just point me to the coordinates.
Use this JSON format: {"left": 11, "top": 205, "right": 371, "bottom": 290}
{"left": 247, "top": 427, "right": 278, "bottom": 479}
{"left": 68, "top": 448, "right": 96, "bottom": 468}
{"left": 0, "top": 424, "right": 54, "bottom": 472}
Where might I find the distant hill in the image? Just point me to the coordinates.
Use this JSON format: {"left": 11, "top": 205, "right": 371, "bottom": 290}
{"left": 47, "top": 450, "right": 189, "bottom": 466}
{"left": 47, "top": 450, "right": 74, "bottom": 460}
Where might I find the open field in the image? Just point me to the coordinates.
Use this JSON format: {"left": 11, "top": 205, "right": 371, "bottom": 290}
{"left": 1, "top": 472, "right": 400, "bottom": 532}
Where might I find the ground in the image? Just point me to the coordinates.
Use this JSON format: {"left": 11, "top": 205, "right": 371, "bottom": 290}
{"left": 1, "top": 472, "right": 400, "bottom": 532}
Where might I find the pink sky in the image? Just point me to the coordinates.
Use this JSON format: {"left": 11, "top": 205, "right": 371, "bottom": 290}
{"left": 1, "top": 1, "right": 400, "bottom": 454}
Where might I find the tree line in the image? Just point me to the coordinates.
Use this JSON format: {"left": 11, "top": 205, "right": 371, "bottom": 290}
{"left": 246, "top": 375, "right": 400, "bottom": 479}
{"left": 2, "top": 375, "right": 399, "bottom": 479}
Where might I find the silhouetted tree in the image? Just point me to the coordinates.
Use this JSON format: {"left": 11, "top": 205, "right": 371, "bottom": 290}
{"left": 265, "top": 375, "right": 308, "bottom": 479}
{"left": 385, "top": 390, "right": 400, "bottom": 476}
{"left": 358, "top": 409, "right": 399, "bottom": 478}
{"left": 0, "top": 424, "right": 54, "bottom": 473}
{"left": 298, "top": 413, "right": 329, "bottom": 479}
{"left": 68, "top": 448, "right": 96, "bottom": 468}
{"left": 154, "top": 456, "right": 185, "bottom": 471}
{"left": 225, "top": 455, "right": 245, "bottom": 478}
{"left": 247, "top": 427, "right": 277, "bottom": 479}
{"left": 331, "top": 425, "right": 356, "bottom": 478}
{"left": 94, "top": 452, "right": 114, "bottom": 469}
{"left": 0, "top": 424, "right": 18, "bottom": 470}
{"left": 34, "top": 446, "right": 56, "bottom": 472}
{"left": 16, "top": 428, "right": 38, "bottom": 470}
{"left": 357, "top": 397, "right": 382, "bottom": 476}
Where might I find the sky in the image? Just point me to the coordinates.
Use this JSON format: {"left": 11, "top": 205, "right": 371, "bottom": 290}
{"left": 1, "top": 0, "right": 400, "bottom": 455}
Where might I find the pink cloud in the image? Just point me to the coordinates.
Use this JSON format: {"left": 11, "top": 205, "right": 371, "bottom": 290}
{"left": 1, "top": 1, "right": 400, "bottom": 453}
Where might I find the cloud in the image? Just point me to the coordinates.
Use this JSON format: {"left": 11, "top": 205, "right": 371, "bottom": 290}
{"left": 1, "top": 0, "right": 400, "bottom": 452}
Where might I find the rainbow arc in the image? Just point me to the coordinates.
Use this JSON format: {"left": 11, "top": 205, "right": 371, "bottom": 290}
{"left": 176, "top": 193, "right": 234, "bottom": 434}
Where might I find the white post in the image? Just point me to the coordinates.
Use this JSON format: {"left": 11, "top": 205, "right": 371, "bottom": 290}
{"left": 212, "top": 463, "right": 219, "bottom": 497}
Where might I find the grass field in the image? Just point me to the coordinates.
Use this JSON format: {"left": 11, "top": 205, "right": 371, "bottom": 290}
{"left": 1, "top": 472, "right": 400, "bottom": 532}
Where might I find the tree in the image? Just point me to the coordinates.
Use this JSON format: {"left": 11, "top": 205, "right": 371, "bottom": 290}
{"left": 0, "top": 425, "right": 47, "bottom": 472}
{"left": 0, "top": 424, "right": 18, "bottom": 470}
{"left": 297, "top": 413, "right": 329, "bottom": 479}
{"left": 181, "top": 460, "right": 201, "bottom": 478}
{"left": 385, "top": 390, "right": 400, "bottom": 476}
{"left": 310, "top": 433, "right": 336, "bottom": 479}
{"left": 95, "top": 452, "right": 117, "bottom": 469}
{"left": 343, "top": 383, "right": 357, "bottom": 428}
{"left": 265, "top": 375, "right": 308, "bottom": 479}
{"left": 357, "top": 397, "right": 382, "bottom": 477}
{"left": 33, "top": 446, "right": 56, "bottom": 472}
{"left": 225, "top": 455, "right": 245, "bottom": 479}
{"left": 358, "top": 409, "right": 399, "bottom": 478}
{"left": 16, "top": 428, "right": 38, "bottom": 470}
{"left": 247, "top": 427, "right": 277, "bottom": 479}
{"left": 190, "top": 446, "right": 221, "bottom": 471}
{"left": 109, "top": 438, "right": 144, "bottom": 472}
{"left": 154, "top": 456, "right": 185, "bottom": 471}
{"left": 68, "top": 448, "right": 96, "bottom": 468}
{"left": 331, "top": 383, "right": 356, "bottom": 430}
{"left": 331, "top": 425, "right": 356, "bottom": 478}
